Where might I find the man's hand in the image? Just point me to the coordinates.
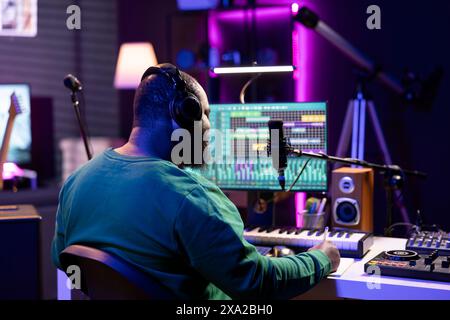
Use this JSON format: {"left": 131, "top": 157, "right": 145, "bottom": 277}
{"left": 308, "top": 240, "right": 340, "bottom": 273}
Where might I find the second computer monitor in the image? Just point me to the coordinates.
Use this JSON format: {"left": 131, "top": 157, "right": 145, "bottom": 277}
{"left": 0, "top": 84, "right": 32, "bottom": 164}
{"left": 192, "top": 102, "right": 328, "bottom": 191}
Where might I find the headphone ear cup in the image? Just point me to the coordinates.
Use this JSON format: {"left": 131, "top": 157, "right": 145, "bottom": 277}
{"left": 170, "top": 93, "right": 202, "bottom": 129}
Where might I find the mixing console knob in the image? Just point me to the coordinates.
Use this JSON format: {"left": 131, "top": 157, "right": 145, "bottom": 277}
{"left": 441, "top": 260, "right": 450, "bottom": 268}
{"left": 425, "top": 250, "right": 439, "bottom": 265}
{"left": 409, "top": 260, "right": 416, "bottom": 267}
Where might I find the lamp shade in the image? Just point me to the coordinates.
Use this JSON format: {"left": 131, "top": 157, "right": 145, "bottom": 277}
{"left": 114, "top": 42, "right": 158, "bottom": 89}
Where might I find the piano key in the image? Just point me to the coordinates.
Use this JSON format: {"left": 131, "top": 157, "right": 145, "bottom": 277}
{"left": 243, "top": 226, "right": 372, "bottom": 258}
{"left": 278, "top": 227, "right": 289, "bottom": 234}
{"left": 315, "top": 230, "right": 324, "bottom": 237}
{"left": 286, "top": 227, "right": 296, "bottom": 234}
{"left": 328, "top": 230, "right": 338, "bottom": 237}
{"left": 243, "top": 227, "right": 261, "bottom": 237}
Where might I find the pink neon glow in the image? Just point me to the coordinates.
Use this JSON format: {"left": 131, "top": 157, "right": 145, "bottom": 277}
{"left": 208, "top": 69, "right": 218, "bottom": 78}
{"left": 208, "top": 11, "right": 221, "bottom": 49}
{"left": 212, "top": 7, "right": 289, "bottom": 21}
{"left": 293, "top": 2, "right": 314, "bottom": 226}
{"left": 292, "top": 28, "right": 300, "bottom": 81}
{"left": 295, "top": 192, "right": 307, "bottom": 228}
{"left": 234, "top": 0, "right": 300, "bottom": 6}
{"left": 208, "top": 5, "right": 314, "bottom": 227}
{"left": 2, "top": 162, "right": 24, "bottom": 180}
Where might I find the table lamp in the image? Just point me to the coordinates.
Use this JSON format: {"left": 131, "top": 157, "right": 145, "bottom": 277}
{"left": 114, "top": 42, "right": 158, "bottom": 89}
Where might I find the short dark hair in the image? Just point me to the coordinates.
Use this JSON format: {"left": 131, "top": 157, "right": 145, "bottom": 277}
{"left": 132, "top": 63, "right": 201, "bottom": 128}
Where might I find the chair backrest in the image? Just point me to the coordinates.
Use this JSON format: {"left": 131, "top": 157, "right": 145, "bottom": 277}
{"left": 59, "top": 245, "right": 175, "bottom": 300}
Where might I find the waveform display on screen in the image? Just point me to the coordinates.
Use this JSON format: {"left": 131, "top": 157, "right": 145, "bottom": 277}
{"left": 192, "top": 103, "right": 328, "bottom": 191}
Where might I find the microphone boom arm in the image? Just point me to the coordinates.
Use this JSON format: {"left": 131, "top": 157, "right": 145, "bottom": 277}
{"left": 294, "top": 6, "right": 443, "bottom": 108}
{"left": 291, "top": 148, "right": 427, "bottom": 179}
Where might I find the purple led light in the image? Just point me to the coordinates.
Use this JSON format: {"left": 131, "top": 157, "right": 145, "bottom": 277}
{"left": 295, "top": 192, "right": 306, "bottom": 228}
{"left": 2, "top": 162, "right": 24, "bottom": 180}
{"left": 213, "top": 7, "right": 290, "bottom": 21}
{"left": 293, "top": 3, "right": 307, "bottom": 225}
{"left": 208, "top": 11, "right": 221, "bottom": 49}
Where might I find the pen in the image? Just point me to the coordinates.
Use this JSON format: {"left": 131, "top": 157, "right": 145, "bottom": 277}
{"left": 324, "top": 226, "right": 328, "bottom": 242}
{"left": 317, "top": 198, "right": 327, "bottom": 214}
{"left": 309, "top": 202, "right": 317, "bottom": 214}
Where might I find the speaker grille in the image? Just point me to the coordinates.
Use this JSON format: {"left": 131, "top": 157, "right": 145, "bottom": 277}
{"left": 336, "top": 201, "right": 358, "bottom": 223}
{"left": 333, "top": 197, "right": 360, "bottom": 226}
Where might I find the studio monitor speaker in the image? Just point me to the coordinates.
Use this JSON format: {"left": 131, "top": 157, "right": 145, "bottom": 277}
{"left": 331, "top": 167, "right": 374, "bottom": 232}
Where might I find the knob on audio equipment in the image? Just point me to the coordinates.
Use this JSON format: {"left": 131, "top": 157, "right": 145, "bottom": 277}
{"left": 384, "top": 250, "right": 419, "bottom": 261}
{"left": 365, "top": 250, "right": 450, "bottom": 282}
{"left": 442, "top": 259, "right": 450, "bottom": 269}
{"left": 425, "top": 250, "right": 439, "bottom": 265}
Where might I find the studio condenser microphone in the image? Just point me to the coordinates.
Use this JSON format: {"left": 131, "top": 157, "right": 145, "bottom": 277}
{"left": 268, "top": 119, "right": 288, "bottom": 191}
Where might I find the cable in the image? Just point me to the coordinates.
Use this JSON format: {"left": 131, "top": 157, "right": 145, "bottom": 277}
{"left": 255, "top": 158, "right": 312, "bottom": 207}
{"left": 384, "top": 222, "right": 417, "bottom": 237}
{"left": 287, "top": 158, "right": 312, "bottom": 192}
{"left": 239, "top": 73, "right": 261, "bottom": 104}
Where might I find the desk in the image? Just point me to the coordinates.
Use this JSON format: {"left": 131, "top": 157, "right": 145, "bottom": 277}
{"left": 56, "top": 236, "right": 450, "bottom": 300}
{"left": 298, "top": 237, "right": 450, "bottom": 300}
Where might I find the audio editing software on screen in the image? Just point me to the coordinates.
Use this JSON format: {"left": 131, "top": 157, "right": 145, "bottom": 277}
{"left": 192, "top": 102, "right": 328, "bottom": 191}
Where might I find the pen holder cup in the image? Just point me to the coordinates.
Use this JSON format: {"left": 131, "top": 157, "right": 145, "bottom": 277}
{"left": 297, "top": 210, "right": 327, "bottom": 229}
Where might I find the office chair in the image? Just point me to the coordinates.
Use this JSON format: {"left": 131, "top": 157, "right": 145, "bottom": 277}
{"left": 59, "top": 245, "right": 175, "bottom": 300}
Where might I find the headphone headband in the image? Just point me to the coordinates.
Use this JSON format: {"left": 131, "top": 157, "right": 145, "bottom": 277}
{"left": 140, "top": 64, "right": 202, "bottom": 129}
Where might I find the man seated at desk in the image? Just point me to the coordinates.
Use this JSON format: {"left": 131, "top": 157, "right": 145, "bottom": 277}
{"left": 52, "top": 63, "right": 340, "bottom": 299}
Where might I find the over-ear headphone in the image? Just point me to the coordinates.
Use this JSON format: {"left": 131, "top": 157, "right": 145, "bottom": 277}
{"left": 140, "top": 64, "right": 202, "bottom": 129}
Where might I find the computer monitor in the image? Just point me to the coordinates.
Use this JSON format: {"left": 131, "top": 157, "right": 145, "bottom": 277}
{"left": 0, "top": 84, "right": 31, "bottom": 164}
{"left": 192, "top": 102, "right": 328, "bottom": 191}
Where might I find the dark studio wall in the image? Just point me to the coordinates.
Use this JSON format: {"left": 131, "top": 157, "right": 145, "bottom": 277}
{"left": 0, "top": 0, "right": 120, "bottom": 181}
{"left": 117, "top": 0, "right": 179, "bottom": 137}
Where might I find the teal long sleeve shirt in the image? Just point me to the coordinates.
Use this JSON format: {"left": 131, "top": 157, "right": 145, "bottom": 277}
{"left": 52, "top": 148, "right": 332, "bottom": 299}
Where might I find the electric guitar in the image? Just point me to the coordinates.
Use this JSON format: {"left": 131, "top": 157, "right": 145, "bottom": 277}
{"left": 0, "top": 92, "right": 23, "bottom": 190}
